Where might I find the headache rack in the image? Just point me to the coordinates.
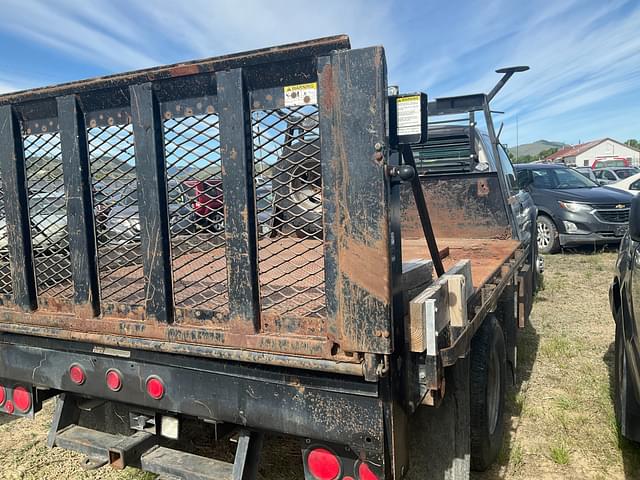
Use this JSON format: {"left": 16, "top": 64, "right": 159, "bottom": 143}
{"left": 0, "top": 36, "right": 396, "bottom": 375}
{"left": 414, "top": 66, "right": 529, "bottom": 176}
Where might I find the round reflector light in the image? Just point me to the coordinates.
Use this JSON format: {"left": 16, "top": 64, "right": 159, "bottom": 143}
{"left": 69, "top": 364, "right": 86, "bottom": 385}
{"left": 307, "top": 448, "right": 340, "bottom": 480}
{"left": 5, "top": 400, "right": 14, "bottom": 414}
{"left": 0, "top": 386, "right": 5, "bottom": 406}
{"left": 106, "top": 369, "right": 122, "bottom": 392}
{"left": 146, "top": 376, "right": 165, "bottom": 400}
{"left": 358, "top": 462, "right": 380, "bottom": 480}
{"left": 12, "top": 386, "right": 32, "bottom": 412}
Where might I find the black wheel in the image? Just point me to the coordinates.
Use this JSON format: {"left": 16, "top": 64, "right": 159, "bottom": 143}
{"left": 211, "top": 212, "right": 224, "bottom": 233}
{"left": 536, "top": 215, "right": 560, "bottom": 254}
{"left": 614, "top": 321, "right": 640, "bottom": 442}
{"left": 470, "top": 315, "right": 506, "bottom": 471}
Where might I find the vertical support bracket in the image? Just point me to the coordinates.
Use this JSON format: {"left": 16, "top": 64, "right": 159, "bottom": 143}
{"left": 130, "top": 83, "right": 174, "bottom": 323}
{"left": 216, "top": 68, "right": 260, "bottom": 332}
{"left": 57, "top": 95, "right": 100, "bottom": 316}
{"left": 0, "top": 105, "right": 37, "bottom": 310}
{"left": 232, "top": 430, "right": 264, "bottom": 480}
{"left": 317, "top": 47, "right": 392, "bottom": 354}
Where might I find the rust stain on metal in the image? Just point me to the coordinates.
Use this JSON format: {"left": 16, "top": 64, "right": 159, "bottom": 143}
{"left": 339, "top": 239, "right": 389, "bottom": 301}
{"left": 477, "top": 178, "right": 490, "bottom": 197}
{"left": 168, "top": 64, "right": 200, "bottom": 77}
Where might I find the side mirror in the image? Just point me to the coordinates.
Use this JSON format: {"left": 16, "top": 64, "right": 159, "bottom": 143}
{"left": 630, "top": 195, "right": 640, "bottom": 242}
{"left": 598, "top": 179, "right": 607, "bottom": 186}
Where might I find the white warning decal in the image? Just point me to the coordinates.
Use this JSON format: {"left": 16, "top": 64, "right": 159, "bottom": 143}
{"left": 396, "top": 95, "right": 422, "bottom": 136}
{"left": 284, "top": 82, "right": 318, "bottom": 107}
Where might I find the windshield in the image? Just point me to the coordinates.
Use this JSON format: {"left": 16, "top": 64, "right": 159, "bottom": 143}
{"left": 531, "top": 168, "right": 598, "bottom": 189}
{"left": 615, "top": 169, "right": 637, "bottom": 179}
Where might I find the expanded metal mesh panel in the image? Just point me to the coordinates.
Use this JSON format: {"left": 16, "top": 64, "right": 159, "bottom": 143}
{"left": 252, "top": 106, "right": 325, "bottom": 318}
{"left": 0, "top": 179, "right": 11, "bottom": 296}
{"left": 23, "top": 132, "right": 73, "bottom": 299}
{"left": 88, "top": 124, "right": 145, "bottom": 305}
{"left": 164, "top": 114, "right": 228, "bottom": 311}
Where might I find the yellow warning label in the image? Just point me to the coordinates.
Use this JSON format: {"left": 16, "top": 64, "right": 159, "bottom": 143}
{"left": 284, "top": 82, "right": 318, "bottom": 107}
{"left": 396, "top": 95, "right": 421, "bottom": 103}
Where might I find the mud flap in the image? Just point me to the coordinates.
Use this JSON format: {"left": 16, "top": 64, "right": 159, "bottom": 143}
{"left": 406, "top": 356, "right": 470, "bottom": 480}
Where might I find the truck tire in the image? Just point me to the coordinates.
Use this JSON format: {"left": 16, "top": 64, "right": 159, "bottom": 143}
{"left": 470, "top": 315, "right": 506, "bottom": 471}
{"left": 406, "top": 357, "right": 471, "bottom": 480}
{"left": 536, "top": 215, "right": 560, "bottom": 254}
{"left": 614, "top": 321, "right": 640, "bottom": 442}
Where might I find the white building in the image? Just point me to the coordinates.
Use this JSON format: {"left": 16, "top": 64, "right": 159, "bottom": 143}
{"left": 544, "top": 138, "right": 640, "bottom": 167}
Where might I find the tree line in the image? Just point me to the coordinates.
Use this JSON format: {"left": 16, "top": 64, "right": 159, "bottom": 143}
{"left": 508, "top": 147, "right": 560, "bottom": 164}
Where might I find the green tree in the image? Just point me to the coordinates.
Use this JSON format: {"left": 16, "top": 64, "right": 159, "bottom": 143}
{"left": 625, "top": 139, "right": 639, "bottom": 150}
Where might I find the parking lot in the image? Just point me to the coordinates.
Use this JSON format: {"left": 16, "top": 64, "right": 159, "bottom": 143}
{"left": 0, "top": 248, "right": 636, "bottom": 479}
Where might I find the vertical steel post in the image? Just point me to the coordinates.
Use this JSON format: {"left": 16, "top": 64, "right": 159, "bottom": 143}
{"left": 57, "top": 95, "right": 100, "bottom": 316}
{"left": 317, "top": 47, "right": 392, "bottom": 354}
{"left": 0, "top": 105, "right": 37, "bottom": 310}
{"left": 216, "top": 68, "right": 260, "bottom": 332}
{"left": 130, "top": 83, "right": 174, "bottom": 323}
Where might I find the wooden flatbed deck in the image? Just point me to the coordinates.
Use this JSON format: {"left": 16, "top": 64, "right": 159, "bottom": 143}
{"left": 402, "top": 237, "right": 521, "bottom": 291}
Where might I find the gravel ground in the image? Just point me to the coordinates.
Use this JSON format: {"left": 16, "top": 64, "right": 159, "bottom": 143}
{"left": 0, "top": 249, "right": 638, "bottom": 479}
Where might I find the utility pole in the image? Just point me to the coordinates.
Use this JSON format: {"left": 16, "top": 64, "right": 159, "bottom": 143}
{"left": 516, "top": 114, "right": 519, "bottom": 163}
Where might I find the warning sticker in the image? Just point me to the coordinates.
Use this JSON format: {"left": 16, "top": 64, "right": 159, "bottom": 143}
{"left": 396, "top": 95, "right": 422, "bottom": 136}
{"left": 284, "top": 82, "right": 317, "bottom": 107}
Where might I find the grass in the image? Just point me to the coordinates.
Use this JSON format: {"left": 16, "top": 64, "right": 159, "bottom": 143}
{"left": 549, "top": 439, "right": 571, "bottom": 465}
{"left": 474, "top": 248, "right": 640, "bottom": 480}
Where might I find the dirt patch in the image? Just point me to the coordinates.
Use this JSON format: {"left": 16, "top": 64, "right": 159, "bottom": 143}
{"left": 0, "top": 250, "right": 638, "bottom": 479}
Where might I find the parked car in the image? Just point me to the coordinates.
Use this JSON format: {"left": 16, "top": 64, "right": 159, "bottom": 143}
{"left": 610, "top": 196, "right": 640, "bottom": 442}
{"left": 594, "top": 167, "right": 639, "bottom": 185}
{"left": 607, "top": 172, "right": 640, "bottom": 195}
{"left": 574, "top": 166, "right": 597, "bottom": 182}
{"left": 103, "top": 182, "right": 193, "bottom": 242}
{"left": 181, "top": 179, "right": 224, "bottom": 232}
{"left": 515, "top": 163, "right": 633, "bottom": 254}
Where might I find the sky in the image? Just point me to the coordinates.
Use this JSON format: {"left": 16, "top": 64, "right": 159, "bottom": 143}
{"left": 0, "top": 0, "right": 638, "bottom": 148}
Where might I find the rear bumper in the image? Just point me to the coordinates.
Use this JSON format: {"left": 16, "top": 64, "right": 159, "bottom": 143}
{"left": 0, "top": 334, "right": 383, "bottom": 451}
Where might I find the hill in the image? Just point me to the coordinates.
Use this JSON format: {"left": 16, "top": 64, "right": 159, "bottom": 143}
{"left": 508, "top": 140, "right": 565, "bottom": 158}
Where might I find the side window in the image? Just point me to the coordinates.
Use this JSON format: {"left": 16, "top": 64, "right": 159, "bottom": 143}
{"left": 594, "top": 170, "right": 604, "bottom": 179}
{"left": 516, "top": 170, "right": 530, "bottom": 189}
{"left": 630, "top": 180, "right": 640, "bottom": 191}
{"left": 605, "top": 171, "right": 616, "bottom": 181}
{"left": 498, "top": 144, "right": 518, "bottom": 193}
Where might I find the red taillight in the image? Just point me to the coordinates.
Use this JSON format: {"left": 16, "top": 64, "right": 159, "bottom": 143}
{"left": 146, "top": 376, "right": 165, "bottom": 400}
{"left": 69, "top": 364, "right": 86, "bottom": 385}
{"left": 307, "top": 448, "right": 341, "bottom": 480}
{"left": 5, "top": 400, "right": 14, "bottom": 414}
{"left": 12, "top": 386, "right": 32, "bottom": 412}
{"left": 358, "top": 462, "right": 380, "bottom": 480}
{"left": 0, "top": 386, "right": 5, "bottom": 406}
{"left": 106, "top": 369, "right": 122, "bottom": 392}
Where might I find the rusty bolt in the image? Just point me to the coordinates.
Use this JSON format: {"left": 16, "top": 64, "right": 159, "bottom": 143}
{"left": 382, "top": 330, "right": 390, "bottom": 338}
{"left": 374, "top": 330, "right": 382, "bottom": 337}
{"left": 374, "top": 152, "right": 384, "bottom": 162}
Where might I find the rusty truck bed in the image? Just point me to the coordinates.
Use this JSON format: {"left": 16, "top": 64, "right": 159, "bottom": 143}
{"left": 402, "top": 237, "right": 521, "bottom": 290}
